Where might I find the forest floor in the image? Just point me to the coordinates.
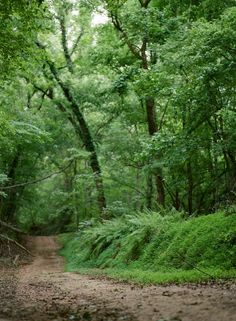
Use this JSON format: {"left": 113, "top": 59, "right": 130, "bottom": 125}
{"left": 0, "top": 236, "right": 236, "bottom": 321}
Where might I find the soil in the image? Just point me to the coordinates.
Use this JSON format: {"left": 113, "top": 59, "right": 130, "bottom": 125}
{"left": 0, "top": 236, "right": 235, "bottom": 321}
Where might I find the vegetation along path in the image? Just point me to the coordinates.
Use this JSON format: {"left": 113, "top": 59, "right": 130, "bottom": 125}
{"left": 0, "top": 236, "right": 235, "bottom": 321}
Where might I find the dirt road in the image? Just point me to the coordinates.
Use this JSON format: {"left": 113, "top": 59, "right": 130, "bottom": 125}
{"left": 0, "top": 236, "right": 235, "bottom": 321}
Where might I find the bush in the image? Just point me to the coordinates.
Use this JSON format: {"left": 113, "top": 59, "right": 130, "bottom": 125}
{"left": 60, "top": 211, "right": 236, "bottom": 282}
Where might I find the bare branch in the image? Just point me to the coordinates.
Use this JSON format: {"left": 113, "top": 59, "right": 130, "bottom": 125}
{"left": 37, "top": 91, "right": 47, "bottom": 110}
{"left": 26, "top": 90, "right": 37, "bottom": 109}
{"left": 110, "top": 13, "right": 142, "bottom": 60}
{"left": 0, "top": 161, "right": 73, "bottom": 191}
{"left": 140, "top": 37, "right": 148, "bottom": 68}
{"left": 57, "top": 102, "right": 84, "bottom": 140}
{"left": 94, "top": 115, "right": 117, "bottom": 137}
{"left": 33, "top": 84, "right": 84, "bottom": 141}
{"left": 0, "top": 234, "right": 33, "bottom": 256}
{"left": 159, "top": 100, "right": 170, "bottom": 130}
{"left": 58, "top": 14, "right": 74, "bottom": 73}
{"left": 70, "top": 28, "right": 84, "bottom": 56}
{"left": 108, "top": 175, "right": 146, "bottom": 197}
{"left": 0, "top": 220, "right": 24, "bottom": 234}
{"left": 138, "top": 0, "right": 152, "bottom": 7}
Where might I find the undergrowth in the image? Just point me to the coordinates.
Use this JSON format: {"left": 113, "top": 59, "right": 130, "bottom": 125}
{"left": 60, "top": 211, "right": 236, "bottom": 284}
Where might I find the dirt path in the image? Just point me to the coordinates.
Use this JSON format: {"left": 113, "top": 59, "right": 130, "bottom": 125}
{"left": 0, "top": 236, "right": 235, "bottom": 321}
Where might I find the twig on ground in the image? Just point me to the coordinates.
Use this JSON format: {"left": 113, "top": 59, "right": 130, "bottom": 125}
{"left": 0, "top": 220, "right": 25, "bottom": 234}
{"left": 0, "top": 234, "right": 33, "bottom": 256}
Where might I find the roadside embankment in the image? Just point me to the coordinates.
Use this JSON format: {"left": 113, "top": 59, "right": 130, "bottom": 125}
{"left": 60, "top": 211, "right": 236, "bottom": 284}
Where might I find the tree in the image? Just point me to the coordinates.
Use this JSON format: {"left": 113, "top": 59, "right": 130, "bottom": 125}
{"left": 103, "top": 0, "right": 166, "bottom": 207}
{"left": 29, "top": 0, "right": 107, "bottom": 215}
{"left": 0, "top": 0, "right": 44, "bottom": 77}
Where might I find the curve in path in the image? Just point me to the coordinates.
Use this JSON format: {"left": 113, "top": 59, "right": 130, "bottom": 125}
{"left": 0, "top": 236, "right": 236, "bottom": 321}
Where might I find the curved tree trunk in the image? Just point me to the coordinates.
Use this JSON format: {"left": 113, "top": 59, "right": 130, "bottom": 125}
{"left": 47, "top": 62, "right": 106, "bottom": 214}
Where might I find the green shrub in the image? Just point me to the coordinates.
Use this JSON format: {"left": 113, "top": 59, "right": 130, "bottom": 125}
{"left": 60, "top": 211, "right": 236, "bottom": 283}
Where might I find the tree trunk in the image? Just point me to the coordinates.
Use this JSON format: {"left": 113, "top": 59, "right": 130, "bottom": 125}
{"left": 47, "top": 63, "right": 106, "bottom": 214}
{"left": 187, "top": 160, "right": 193, "bottom": 215}
{"left": 174, "top": 190, "right": 181, "bottom": 211}
{"left": 146, "top": 173, "right": 153, "bottom": 209}
{"left": 155, "top": 174, "right": 165, "bottom": 207}
{"left": 144, "top": 96, "right": 165, "bottom": 207}
{"left": 110, "top": 1, "right": 165, "bottom": 208}
{"left": 0, "top": 152, "right": 20, "bottom": 222}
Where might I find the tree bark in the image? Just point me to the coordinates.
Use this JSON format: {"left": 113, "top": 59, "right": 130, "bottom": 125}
{"left": 47, "top": 62, "right": 106, "bottom": 214}
{"left": 58, "top": 14, "right": 74, "bottom": 74}
{"left": 110, "top": 1, "right": 165, "bottom": 207}
{"left": 187, "top": 160, "right": 193, "bottom": 215}
{"left": 0, "top": 152, "right": 20, "bottom": 222}
{"left": 141, "top": 43, "right": 165, "bottom": 207}
{"left": 146, "top": 173, "right": 153, "bottom": 209}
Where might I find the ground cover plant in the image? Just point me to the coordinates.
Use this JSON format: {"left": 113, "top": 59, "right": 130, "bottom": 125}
{"left": 60, "top": 211, "right": 236, "bottom": 284}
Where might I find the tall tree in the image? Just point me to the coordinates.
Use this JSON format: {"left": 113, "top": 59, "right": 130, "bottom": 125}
{"left": 103, "top": 0, "right": 165, "bottom": 207}
{"left": 32, "top": 0, "right": 107, "bottom": 214}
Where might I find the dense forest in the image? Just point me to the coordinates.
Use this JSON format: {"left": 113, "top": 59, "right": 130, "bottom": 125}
{"left": 1, "top": 3, "right": 236, "bottom": 321}
{"left": 1, "top": 0, "right": 236, "bottom": 227}
{"left": 0, "top": 0, "right": 236, "bottom": 280}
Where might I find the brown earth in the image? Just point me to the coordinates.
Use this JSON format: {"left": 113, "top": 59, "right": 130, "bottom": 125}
{"left": 0, "top": 236, "right": 235, "bottom": 321}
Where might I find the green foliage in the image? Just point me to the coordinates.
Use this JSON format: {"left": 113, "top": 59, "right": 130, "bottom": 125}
{"left": 154, "top": 0, "right": 235, "bottom": 20}
{"left": 60, "top": 211, "right": 236, "bottom": 283}
{"left": 0, "top": 0, "right": 45, "bottom": 77}
{"left": 1, "top": 0, "right": 236, "bottom": 237}
{"left": 74, "top": 267, "right": 236, "bottom": 285}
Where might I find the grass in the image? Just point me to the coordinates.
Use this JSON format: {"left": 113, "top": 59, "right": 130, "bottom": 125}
{"left": 71, "top": 267, "right": 236, "bottom": 285}
{"left": 59, "top": 211, "right": 236, "bottom": 284}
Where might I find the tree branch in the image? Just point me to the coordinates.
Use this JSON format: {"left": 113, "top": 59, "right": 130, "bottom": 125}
{"left": 0, "top": 220, "right": 24, "bottom": 234}
{"left": 94, "top": 115, "right": 117, "bottom": 137}
{"left": 70, "top": 28, "right": 84, "bottom": 56}
{"left": 108, "top": 175, "right": 146, "bottom": 197}
{"left": 0, "top": 234, "right": 33, "bottom": 256}
{"left": 110, "top": 12, "right": 142, "bottom": 60}
{"left": 57, "top": 14, "right": 74, "bottom": 73}
{"left": 159, "top": 100, "right": 170, "bottom": 130}
{"left": 32, "top": 84, "right": 84, "bottom": 141}
{"left": 139, "top": 0, "right": 152, "bottom": 8}
{"left": 0, "top": 161, "right": 73, "bottom": 190}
